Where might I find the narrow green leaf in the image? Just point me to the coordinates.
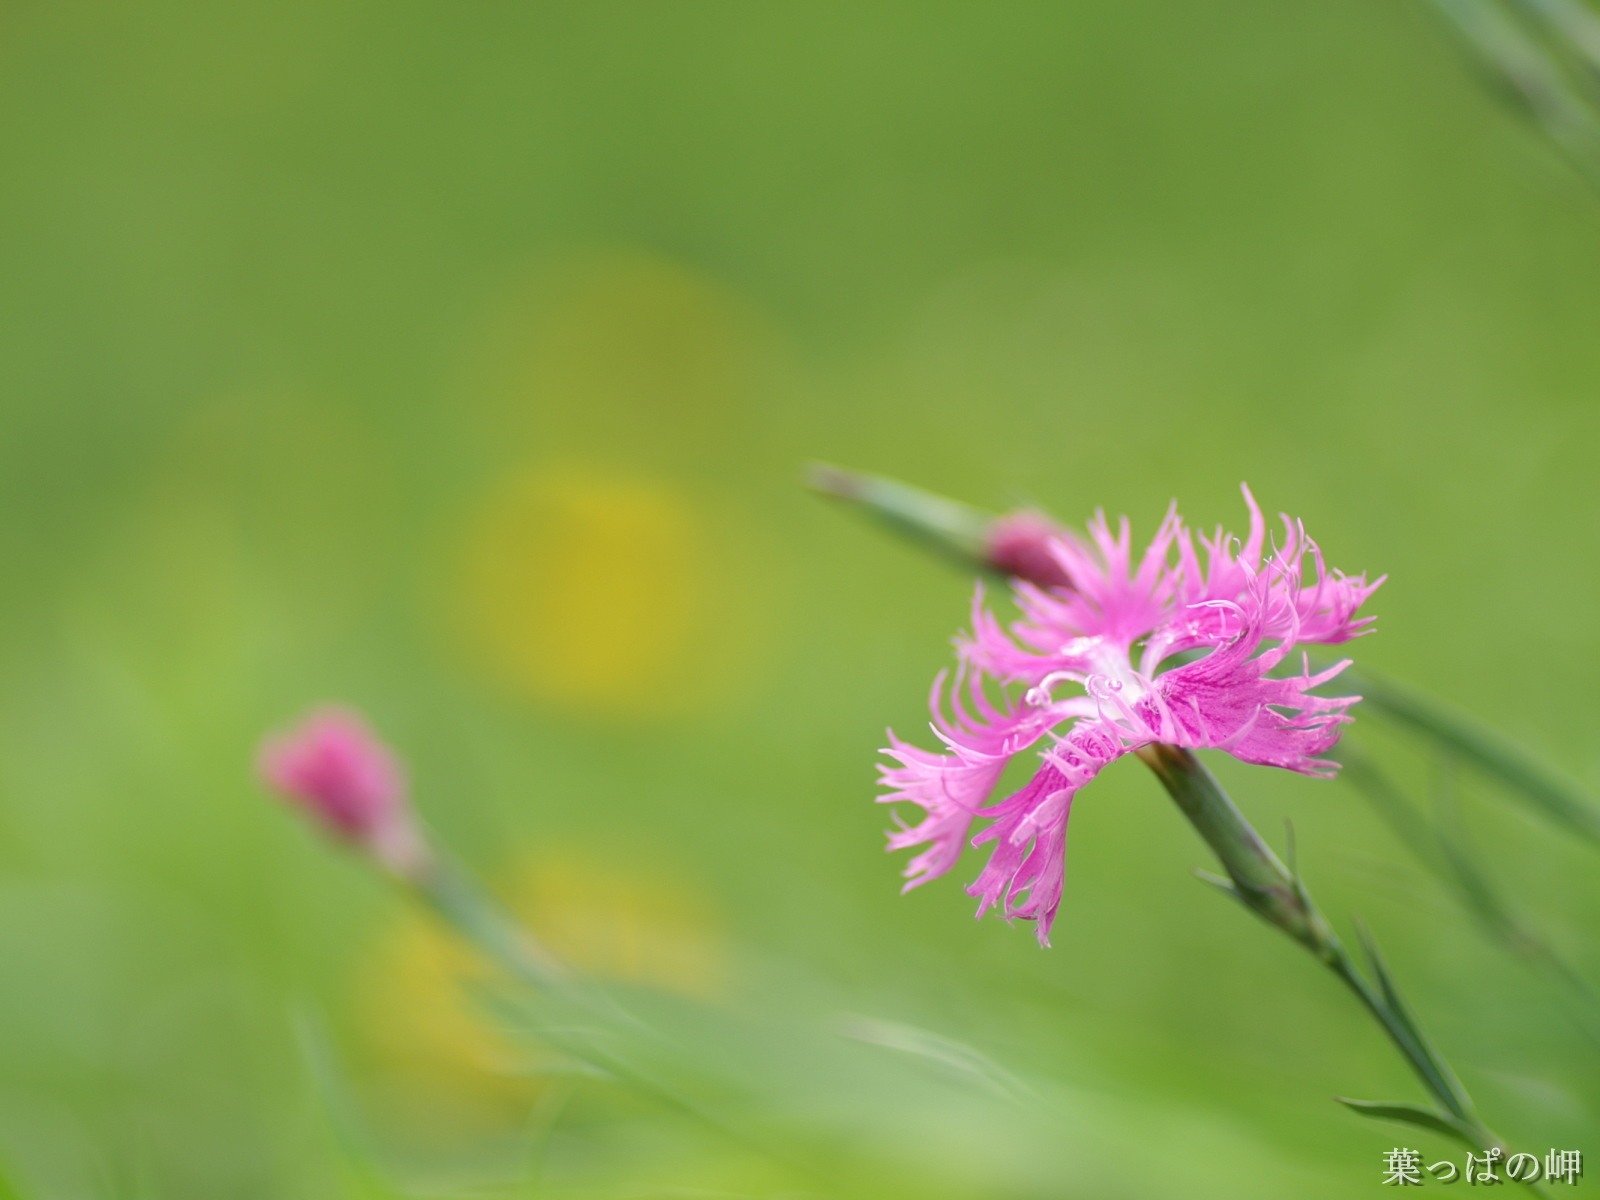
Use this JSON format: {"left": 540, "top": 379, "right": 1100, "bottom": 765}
{"left": 1352, "top": 921, "right": 1473, "bottom": 1119}
{"left": 1337, "top": 750, "right": 1600, "bottom": 1046}
{"left": 1334, "top": 1098, "right": 1481, "bottom": 1148}
{"left": 1430, "top": 0, "right": 1600, "bottom": 193}
{"left": 1347, "top": 666, "right": 1600, "bottom": 847}
{"left": 1192, "top": 867, "right": 1247, "bottom": 908}
{"left": 837, "top": 1016, "right": 1037, "bottom": 1104}
{"left": 294, "top": 1008, "right": 413, "bottom": 1200}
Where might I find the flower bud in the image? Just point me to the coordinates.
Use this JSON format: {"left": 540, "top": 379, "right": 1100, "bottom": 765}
{"left": 984, "top": 510, "right": 1073, "bottom": 589}
{"left": 258, "top": 707, "right": 428, "bottom": 877}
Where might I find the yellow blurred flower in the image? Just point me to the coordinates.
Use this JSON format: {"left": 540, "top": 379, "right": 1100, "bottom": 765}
{"left": 450, "top": 462, "right": 764, "bottom": 717}
{"left": 444, "top": 247, "right": 788, "bottom": 718}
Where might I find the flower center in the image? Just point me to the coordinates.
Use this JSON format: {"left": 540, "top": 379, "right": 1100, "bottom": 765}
{"left": 1025, "top": 641, "right": 1147, "bottom": 709}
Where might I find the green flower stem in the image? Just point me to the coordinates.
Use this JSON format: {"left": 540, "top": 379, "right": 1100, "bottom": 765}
{"left": 1136, "top": 744, "right": 1526, "bottom": 1161}
{"left": 411, "top": 850, "right": 570, "bottom": 991}
{"left": 1135, "top": 744, "right": 1336, "bottom": 954}
{"left": 1340, "top": 750, "right": 1600, "bottom": 1054}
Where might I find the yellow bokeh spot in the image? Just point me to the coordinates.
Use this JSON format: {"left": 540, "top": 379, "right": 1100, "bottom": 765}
{"left": 465, "top": 248, "right": 773, "bottom": 458}
{"left": 452, "top": 463, "right": 757, "bottom": 717}
{"left": 351, "top": 847, "right": 726, "bottom": 1137}
{"left": 447, "top": 248, "right": 785, "bottom": 717}
{"left": 350, "top": 908, "right": 528, "bottom": 1138}
{"left": 496, "top": 849, "right": 727, "bottom": 1000}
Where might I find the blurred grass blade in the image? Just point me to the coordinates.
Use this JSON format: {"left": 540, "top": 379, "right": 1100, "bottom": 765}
{"left": 413, "top": 866, "right": 833, "bottom": 1184}
{"left": 1341, "top": 750, "right": 1527, "bottom": 946}
{"left": 1346, "top": 667, "right": 1600, "bottom": 845}
{"left": 1334, "top": 1098, "right": 1480, "bottom": 1148}
{"left": 1338, "top": 749, "right": 1437, "bottom": 854}
{"left": 294, "top": 1008, "right": 413, "bottom": 1200}
{"left": 836, "top": 1015, "right": 1037, "bottom": 1104}
{"left": 1517, "top": 0, "right": 1600, "bottom": 90}
{"left": 1432, "top": 0, "right": 1600, "bottom": 191}
{"left": 1429, "top": 756, "right": 1530, "bottom": 944}
{"left": 1343, "top": 750, "right": 1600, "bottom": 1046}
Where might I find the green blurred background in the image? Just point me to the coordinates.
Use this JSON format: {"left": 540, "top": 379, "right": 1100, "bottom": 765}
{"left": 1, "top": 2, "right": 1598, "bottom": 1196}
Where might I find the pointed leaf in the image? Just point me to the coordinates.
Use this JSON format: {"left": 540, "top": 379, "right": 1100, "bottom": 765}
{"left": 1335, "top": 1098, "right": 1480, "bottom": 1148}
{"left": 1352, "top": 921, "right": 1473, "bottom": 1118}
{"left": 1192, "top": 868, "right": 1247, "bottom": 908}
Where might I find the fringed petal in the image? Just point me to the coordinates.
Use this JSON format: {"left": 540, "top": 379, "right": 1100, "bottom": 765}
{"left": 966, "top": 722, "right": 1128, "bottom": 946}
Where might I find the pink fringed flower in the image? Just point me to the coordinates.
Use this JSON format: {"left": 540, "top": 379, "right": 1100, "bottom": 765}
{"left": 259, "top": 707, "right": 428, "bottom": 876}
{"left": 879, "top": 486, "right": 1382, "bottom": 946}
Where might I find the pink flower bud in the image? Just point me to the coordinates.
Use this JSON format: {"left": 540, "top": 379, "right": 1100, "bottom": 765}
{"left": 258, "top": 707, "right": 428, "bottom": 876}
{"left": 984, "top": 510, "right": 1074, "bottom": 589}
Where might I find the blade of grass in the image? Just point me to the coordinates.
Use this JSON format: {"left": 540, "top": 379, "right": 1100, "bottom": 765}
{"left": 1341, "top": 749, "right": 1600, "bottom": 1047}
{"left": 1431, "top": 0, "right": 1600, "bottom": 192}
{"left": 1345, "top": 667, "right": 1600, "bottom": 846}
{"left": 294, "top": 1008, "right": 414, "bottom": 1200}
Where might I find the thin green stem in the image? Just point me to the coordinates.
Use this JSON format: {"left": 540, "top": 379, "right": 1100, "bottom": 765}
{"left": 1326, "top": 939, "right": 1470, "bottom": 1124}
{"left": 1136, "top": 744, "right": 1335, "bottom": 955}
{"left": 1341, "top": 749, "right": 1600, "bottom": 1044}
{"left": 412, "top": 851, "right": 570, "bottom": 990}
{"left": 1136, "top": 744, "right": 1534, "bottom": 1168}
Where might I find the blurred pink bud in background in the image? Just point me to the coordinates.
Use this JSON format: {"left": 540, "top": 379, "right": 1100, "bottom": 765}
{"left": 259, "top": 707, "right": 428, "bottom": 876}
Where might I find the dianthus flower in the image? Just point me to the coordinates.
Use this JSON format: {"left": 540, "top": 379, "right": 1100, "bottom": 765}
{"left": 879, "top": 486, "right": 1381, "bottom": 945}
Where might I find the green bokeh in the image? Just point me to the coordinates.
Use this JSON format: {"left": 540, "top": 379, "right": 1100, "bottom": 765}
{"left": 1, "top": 2, "right": 1596, "bottom": 1196}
